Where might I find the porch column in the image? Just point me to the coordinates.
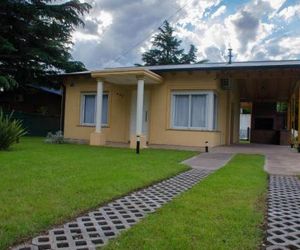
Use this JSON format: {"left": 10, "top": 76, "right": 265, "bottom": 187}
{"left": 95, "top": 79, "right": 103, "bottom": 133}
{"left": 292, "top": 94, "right": 296, "bottom": 143}
{"left": 298, "top": 86, "right": 300, "bottom": 146}
{"left": 287, "top": 100, "right": 291, "bottom": 130}
{"left": 90, "top": 78, "right": 106, "bottom": 146}
{"left": 135, "top": 77, "right": 144, "bottom": 153}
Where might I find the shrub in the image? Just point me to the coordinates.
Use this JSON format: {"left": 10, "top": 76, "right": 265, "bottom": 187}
{"left": 0, "top": 110, "right": 27, "bottom": 150}
{"left": 45, "top": 131, "right": 64, "bottom": 144}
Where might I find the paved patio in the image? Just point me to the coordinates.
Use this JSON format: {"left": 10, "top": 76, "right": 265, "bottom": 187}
{"left": 182, "top": 152, "right": 233, "bottom": 171}
{"left": 211, "top": 143, "right": 300, "bottom": 176}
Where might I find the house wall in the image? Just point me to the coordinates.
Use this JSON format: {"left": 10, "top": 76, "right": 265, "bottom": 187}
{"left": 148, "top": 71, "right": 234, "bottom": 147}
{"left": 63, "top": 76, "right": 131, "bottom": 143}
{"left": 229, "top": 79, "right": 241, "bottom": 144}
{"left": 63, "top": 72, "right": 240, "bottom": 147}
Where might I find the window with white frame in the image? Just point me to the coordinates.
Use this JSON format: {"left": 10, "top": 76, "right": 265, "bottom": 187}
{"left": 80, "top": 93, "right": 108, "bottom": 126}
{"left": 171, "top": 91, "right": 218, "bottom": 130}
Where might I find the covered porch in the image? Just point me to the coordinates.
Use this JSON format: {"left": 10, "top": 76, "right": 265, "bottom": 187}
{"left": 220, "top": 66, "right": 300, "bottom": 145}
{"left": 89, "top": 68, "right": 162, "bottom": 149}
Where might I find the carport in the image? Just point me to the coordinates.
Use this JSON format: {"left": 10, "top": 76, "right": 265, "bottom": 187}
{"left": 215, "top": 61, "right": 300, "bottom": 145}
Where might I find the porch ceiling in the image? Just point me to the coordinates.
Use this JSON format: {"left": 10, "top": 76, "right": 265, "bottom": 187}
{"left": 216, "top": 68, "right": 300, "bottom": 102}
{"left": 91, "top": 68, "right": 163, "bottom": 85}
{"left": 239, "top": 78, "right": 295, "bottom": 102}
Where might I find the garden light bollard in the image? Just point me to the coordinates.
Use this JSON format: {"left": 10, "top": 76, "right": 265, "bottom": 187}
{"left": 136, "top": 135, "right": 140, "bottom": 154}
{"left": 205, "top": 141, "right": 209, "bottom": 153}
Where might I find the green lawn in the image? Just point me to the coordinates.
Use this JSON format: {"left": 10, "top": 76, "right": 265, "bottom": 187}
{"left": 0, "top": 137, "right": 196, "bottom": 250}
{"left": 105, "top": 154, "right": 267, "bottom": 250}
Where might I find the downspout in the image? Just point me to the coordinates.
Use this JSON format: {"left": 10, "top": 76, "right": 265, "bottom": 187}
{"left": 60, "top": 84, "right": 66, "bottom": 132}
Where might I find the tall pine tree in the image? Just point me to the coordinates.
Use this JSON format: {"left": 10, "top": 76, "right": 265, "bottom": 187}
{"left": 0, "top": 0, "right": 91, "bottom": 90}
{"left": 141, "top": 21, "right": 205, "bottom": 66}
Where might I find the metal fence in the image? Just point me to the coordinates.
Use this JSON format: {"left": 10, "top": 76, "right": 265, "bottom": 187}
{"left": 240, "top": 128, "right": 250, "bottom": 140}
{"left": 5, "top": 111, "right": 61, "bottom": 136}
{"left": 240, "top": 114, "right": 251, "bottom": 140}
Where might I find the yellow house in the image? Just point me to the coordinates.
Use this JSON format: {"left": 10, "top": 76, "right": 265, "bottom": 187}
{"left": 62, "top": 60, "right": 300, "bottom": 149}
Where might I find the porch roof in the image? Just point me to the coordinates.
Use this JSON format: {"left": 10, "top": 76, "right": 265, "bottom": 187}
{"left": 91, "top": 68, "right": 163, "bottom": 85}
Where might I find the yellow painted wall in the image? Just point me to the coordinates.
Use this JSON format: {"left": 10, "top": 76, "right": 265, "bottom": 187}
{"left": 63, "top": 72, "right": 240, "bottom": 147}
{"left": 148, "top": 72, "right": 232, "bottom": 147}
{"left": 64, "top": 76, "right": 131, "bottom": 143}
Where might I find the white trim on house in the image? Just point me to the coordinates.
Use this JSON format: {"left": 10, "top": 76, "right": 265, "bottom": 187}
{"left": 171, "top": 90, "right": 217, "bottom": 131}
{"left": 80, "top": 92, "right": 109, "bottom": 127}
{"left": 213, "top": 93, "right": 218, "bottom": 130}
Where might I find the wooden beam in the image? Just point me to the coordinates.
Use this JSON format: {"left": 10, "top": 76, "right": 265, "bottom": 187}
{"left": 216, "top": 69, "right": 300, "bottom": 80}
{"left": 287, "top": 100, "right": 291, "bottom": 131}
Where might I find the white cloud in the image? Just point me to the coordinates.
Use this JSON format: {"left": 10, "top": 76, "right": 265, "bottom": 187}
{"left": 278, "top": 4, "right": 300, "bottom": 21}
{"left": 211, "top": 5, "right": 226, "bottom": 19}
{"left": 279, "top": 37, "right": 300, "bottom": 55}
{"left": 264, "top": 0, "right": 286, "bottom": 10}
{"left": 72, "top": 9, "right": 113, "bottom": 43}
{"left": 70, "top": 0, "right": 300, "bottom": 69}
{"left": 72, "top": 32, "right": 99, "bottom": 42}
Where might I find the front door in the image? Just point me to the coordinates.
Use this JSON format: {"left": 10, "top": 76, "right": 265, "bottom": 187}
{"left": 130, "top": 90, "right": 150, "bottom": 140}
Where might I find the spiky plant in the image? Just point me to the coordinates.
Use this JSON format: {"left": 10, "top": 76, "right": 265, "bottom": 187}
{"left": 0, "top": 110, "right": 27, "bottom": 150}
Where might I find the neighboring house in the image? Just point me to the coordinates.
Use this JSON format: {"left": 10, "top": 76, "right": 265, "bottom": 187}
{"left": 61, "top": 60, "right": 300, "bottom": 148}
{"left": 0, "top": 85, "right": 62, "bottom": 136}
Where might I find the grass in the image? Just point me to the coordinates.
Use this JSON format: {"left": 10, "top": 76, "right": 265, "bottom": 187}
{"left": 105, "top": 154, "right": 267, "bottom": 250}
{"left": 239, "top": 140, "right": 250, "bottom": 144}
{"left": 0, "top": 137, "right": 196, "bottom": 250}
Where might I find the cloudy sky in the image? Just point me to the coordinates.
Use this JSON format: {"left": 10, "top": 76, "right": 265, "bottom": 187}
{"left": 71, "top": 0, "right": 300, "bottom": 70}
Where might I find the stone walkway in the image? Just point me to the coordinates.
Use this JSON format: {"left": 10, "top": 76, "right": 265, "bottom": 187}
{"left": 14, "top": 167, "right": 217, "bottom": 250}
{"left": 13, "top": 144, "right": 300, "bottom": 250}
{"left": 265, "top": 175, "right": 300, "bottom": 250}
{"left": 182, "top": 152, "right": 233, "bottom": 171}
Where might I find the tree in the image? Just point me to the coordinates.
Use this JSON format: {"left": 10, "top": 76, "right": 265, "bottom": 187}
{"left": 180, "top": 44, "right": 197, "bottom": 64}
{"left": 0, "top": 0, "right": 91, "bottom": 90}
{"left": 141, "top": 21, "right": 205, "bottom": 66}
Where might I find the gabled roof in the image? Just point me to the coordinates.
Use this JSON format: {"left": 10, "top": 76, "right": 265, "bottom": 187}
{"left": 147, "top": 60, "right": 300, "bottom": 72}
{"left": 60, "top": 59, "right": 300, "bottom": 76}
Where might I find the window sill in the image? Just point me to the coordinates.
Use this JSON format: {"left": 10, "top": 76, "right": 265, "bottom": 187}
{"left": 167, "top": 128, "right": 220, "bottom": 132}
{"left": 77, "top": 124, "right": 109, "bottom": 128}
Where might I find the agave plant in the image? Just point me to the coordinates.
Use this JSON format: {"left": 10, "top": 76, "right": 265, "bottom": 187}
{"left": 0, "top": 110, "right": 27, "bottom": 150}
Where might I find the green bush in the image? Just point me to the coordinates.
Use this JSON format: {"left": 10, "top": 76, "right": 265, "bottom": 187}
{"left": 45, "top": 131, "right": 64, "bottom": 144}
{"left": 0, "top": 110, "right": 27, "bottom": 150}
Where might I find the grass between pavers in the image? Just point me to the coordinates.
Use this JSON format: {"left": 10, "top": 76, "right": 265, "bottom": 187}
{"left": 0, "top": 137, "right": 196, "bottom": 250}
{"left": 105, "top": 154, "right": 267, "bottom": 250}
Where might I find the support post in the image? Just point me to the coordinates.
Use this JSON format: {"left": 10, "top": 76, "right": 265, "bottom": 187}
{"left": 287, "top": 100, "right": 291, "bottom": 130}
{"left": 136, "top": 77, "right": 144, "bottom": 154}
{"left": 298, "top": 87, "right": 300, "bottom": 148}
{"left": 247, "top": 127, "right": 250, "bottom": 141}
{"left": 293, "top": 94, "right": 296, "bottom": 143}
{"left": 90, "top": 78, "right": 106, "bottom": 146}
{"left": 95, "top": 79, "right": 103, "bottom": 133}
